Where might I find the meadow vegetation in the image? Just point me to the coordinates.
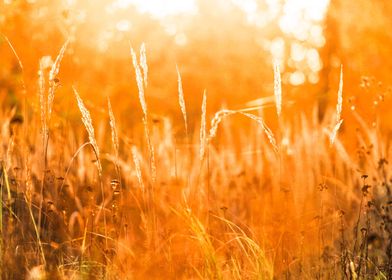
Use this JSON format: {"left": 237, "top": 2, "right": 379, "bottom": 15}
{"left": 0, "top": 37, "right": 391, "bottom": 279}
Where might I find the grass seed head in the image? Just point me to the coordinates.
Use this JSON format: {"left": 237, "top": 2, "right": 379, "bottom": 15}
{"left": 273, "top": 61, "right": 282, "bottom": 117}
{"left": 73, "top": 87, "right": 102, "bottom": 174}
{"left": 200, "top": 90, "right": 207, "bottom": 159}
{"left": 131, "top": 146, "right": 144, "bottom": 190}
{"left": 330, "top": 65, "right": 344, "bottom": 146}
{"left": 336, "top": 65, "right": 343, "bottom": 123}
{"left": 177, "top": 65, "right": 188, "bottom": 135}
{"left": 140, "top": 43, "right": 148, "bottom": 87}
{"left": 107, "top": 97, "right": 119, "bottom": 161}
{"left": 131, "top": 46, "right": 147, "bottom": 117}
{"left": 47, "top": 39, "right": 69, "bottom": 121}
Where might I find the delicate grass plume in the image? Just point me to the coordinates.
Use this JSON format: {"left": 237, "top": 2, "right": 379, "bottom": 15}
{"left": 140, "top": 43, "right": 148, "bottom": 87}
{"left": 208, "top": 109, "right": 235, "bottom": 140}
{"left": 107, "top": 97, "right": 119, "bottom": 164}
{"left": 200, "top": 90, "right": 207, "bottom": 160}
{"left": 330, "top": 65, "right": 344, "bottom": 145}
{"left": 273, "top": 61, "right": 282, "bottom": 117}
{"left": 38, "top": 57, "right": 47, "bottom": 146}
{"left": 132, "top": 146, "right": 144, "bottom": 190}
{"left": 208, "top": 109, "right": 278, "bottom": 152}
{"left": 176, "top": 65, "right": 188, "bottom": 135}
{"left": 131, "top": 44, "right": 156, "bottom": 182}
{"left": 73, "top": 87, "right": 108, "bottom": 245}
{"left": 47, "top": 39, "right": 69, "bottom": 122}
{"left": 73, "top": 87, "right": 102, "bottom": 174}
{"left": 336, "top": 65, "right": 343, "bottom": 123}
{"left": 131, "top": 46, "right": 147, "bottom": 117}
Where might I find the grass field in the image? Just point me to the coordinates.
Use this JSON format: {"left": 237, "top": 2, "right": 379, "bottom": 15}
{"left": 1, "top": 4, "right": 392, "bottom": 278}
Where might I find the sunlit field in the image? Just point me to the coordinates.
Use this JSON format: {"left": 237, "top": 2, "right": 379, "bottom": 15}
{"left": 1, "top": 0, "right": 392, "bottom": 279}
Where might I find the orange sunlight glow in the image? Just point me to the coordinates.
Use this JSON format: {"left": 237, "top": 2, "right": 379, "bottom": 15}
{"left": 109, "top": 0, "right": 197, "bottom": 19}
{"left": 105, "top": 0, "right": 330, "bottom": 85}
{"left": 1, "top": 0, "right": 392, "bottom": 278}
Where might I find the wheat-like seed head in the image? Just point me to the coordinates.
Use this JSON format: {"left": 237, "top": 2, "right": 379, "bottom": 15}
{"left": 176, "top": 65, "right": 188, "bottom": 135}
{"left": 330, "top": 119, "right": 343, "bottom": 146}
{"left": 207, "top": 107, "right": 278, "bottom": 152}
{"left": 47, "top": 39, "right": 69, "bottom": 121}
{"left": 131, "top": 47, "right": 147, "bottom": 117}
{"left": 38, "top": 57, "right": 47, "bottom": 144}
{"left": 107, "top": 97, "right": 119, "bottom": 160}
{"left": 131, "top": 45, "right": 156, "bottom": 181}
{"left": 73, "top": 87, "right": 102, "bottom": 174}
{"left": 49, "top": 39, "right": 69, "bottom": 82}
{"left": 336, "top": 65, "right": 343, "bottom": 123}
{"left": 330, "top": 65, "right": 344, "bottom": 146}
{"left": 240, "top": 112, "right": 279, "bottom": 152}
{"left": 208, "top": 109, "right": 236, "bottom": 140}
{"left": 140, "top": 43, "right": 148, "bottom": 87}
{"left": 200, "top": 90, "right": 207, "bottom": 159}
{"left": 273, "top": 61, "right": 282, "bottom": 117}
{"left": 131, "top": 146, "right": 144, "bottom": 190}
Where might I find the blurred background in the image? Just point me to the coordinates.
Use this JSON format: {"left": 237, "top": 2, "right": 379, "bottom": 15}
{"left": 0, "top": 0, "right": 391, "bottom": 131}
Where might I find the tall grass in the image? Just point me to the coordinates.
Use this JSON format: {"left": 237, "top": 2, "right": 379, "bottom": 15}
{"left": 273, "top": 61, "right": 282, "bottom": 117}
{"left": 73, "top": 87, "right": 107, "bottom": 249}
{"left": 330, "top": 65, "right": 344, "bottom": 146}
{"left": 131, "top": 44, "right": 156, "bottom": 182}
{"left": 0, "top": 45, "right": 390, "bottom": 280}
{"left": 107, "top": 97, "right": 120, "bottom": 176}
{"left": 176, "top": 65, "right": 188, "bottom": 136}
{"left": 200, "top": 90, "right": 207, "bottom": 160}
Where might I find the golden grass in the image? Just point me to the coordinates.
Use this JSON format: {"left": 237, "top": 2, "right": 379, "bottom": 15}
{"left": 131, "top": 145, "right": 144, "bottom": 190}
{"left": 47, "top": 39, "right": 69, "bottom": 122}
{"left": 273, "top": 61, "right": 282, "bottom": 117}
{"left": 199, "top": 90, "right": 207, "bottom": 160}
{"left": 208, "top": 109, "right": 278, "bottom": 152}
{"left": 140, "top": 43, "right": 148, "bottom": 87}
{"left": 107, "top": 97, "right": 119, "bottom": 171}
{"left": 176, "top": 65, "right": 188, "bottom": 136}
{"left": 73, "top": 87, "right": 101, "bottom": 174}
{"left": 0, "top": 41, "right": 390, "bottom": 280}
{"left": 131, "top": 44, "right": 156, "bottom": 182}
{"left": 330, "top": 65, "right": 344, "bottom": 146}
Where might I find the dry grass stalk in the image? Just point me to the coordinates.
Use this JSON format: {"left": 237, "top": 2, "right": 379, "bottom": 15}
{"left": 132, "top": 146, "right": 144, "bottom": 190}
{"left": 207, "top": 109, "right": 278, "bottom": 152}
{"left": 47, "top": 39, "right": 69, "bottom": 122}
{"left": 330, "top": 65, "right": 344, "bottom": 145}
{"left": 73, "top": 87, "right": 107, "bottom": 247}
{"left": 336, "top": 65, "right": 343, "bottom": 123}
{"left": 330, "top": 119, "right": 344, "bottom": 146}
{"left": 131, "top": 46, "right": 147, "bottom": 117}
{"left": 273, "top": 61, "right": 282, "bottom": 117}
{"left": 38, "top": 58, "right": 47, "bottom": 146}
{"left": 107, "top": 97, "right": 119, "bottom": 162}
{"left": 140, "top": 43, "right": 148, "bottom": 87}
{"left": 208, "top": 109, "right": 236, "bottom": 140}
{"left": 3, "top": 35, "right": 24, "bottom": 71}
{"left": 200, "top": 90, "right": 207, "bottom": 160}
{"left": 73, "top": 87, "right": 102, "bottom": 174}
{"left": 131, "top": 45, "right": 156, "bottom": 182}
{"left": 176, "top": 65, "right": 188, "bottom": 135}
{"left": 240, "top": 112, "right": 278, "bottom": 152}
{"left": 144, "top": 117, "right": 156, "bottom": 182}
